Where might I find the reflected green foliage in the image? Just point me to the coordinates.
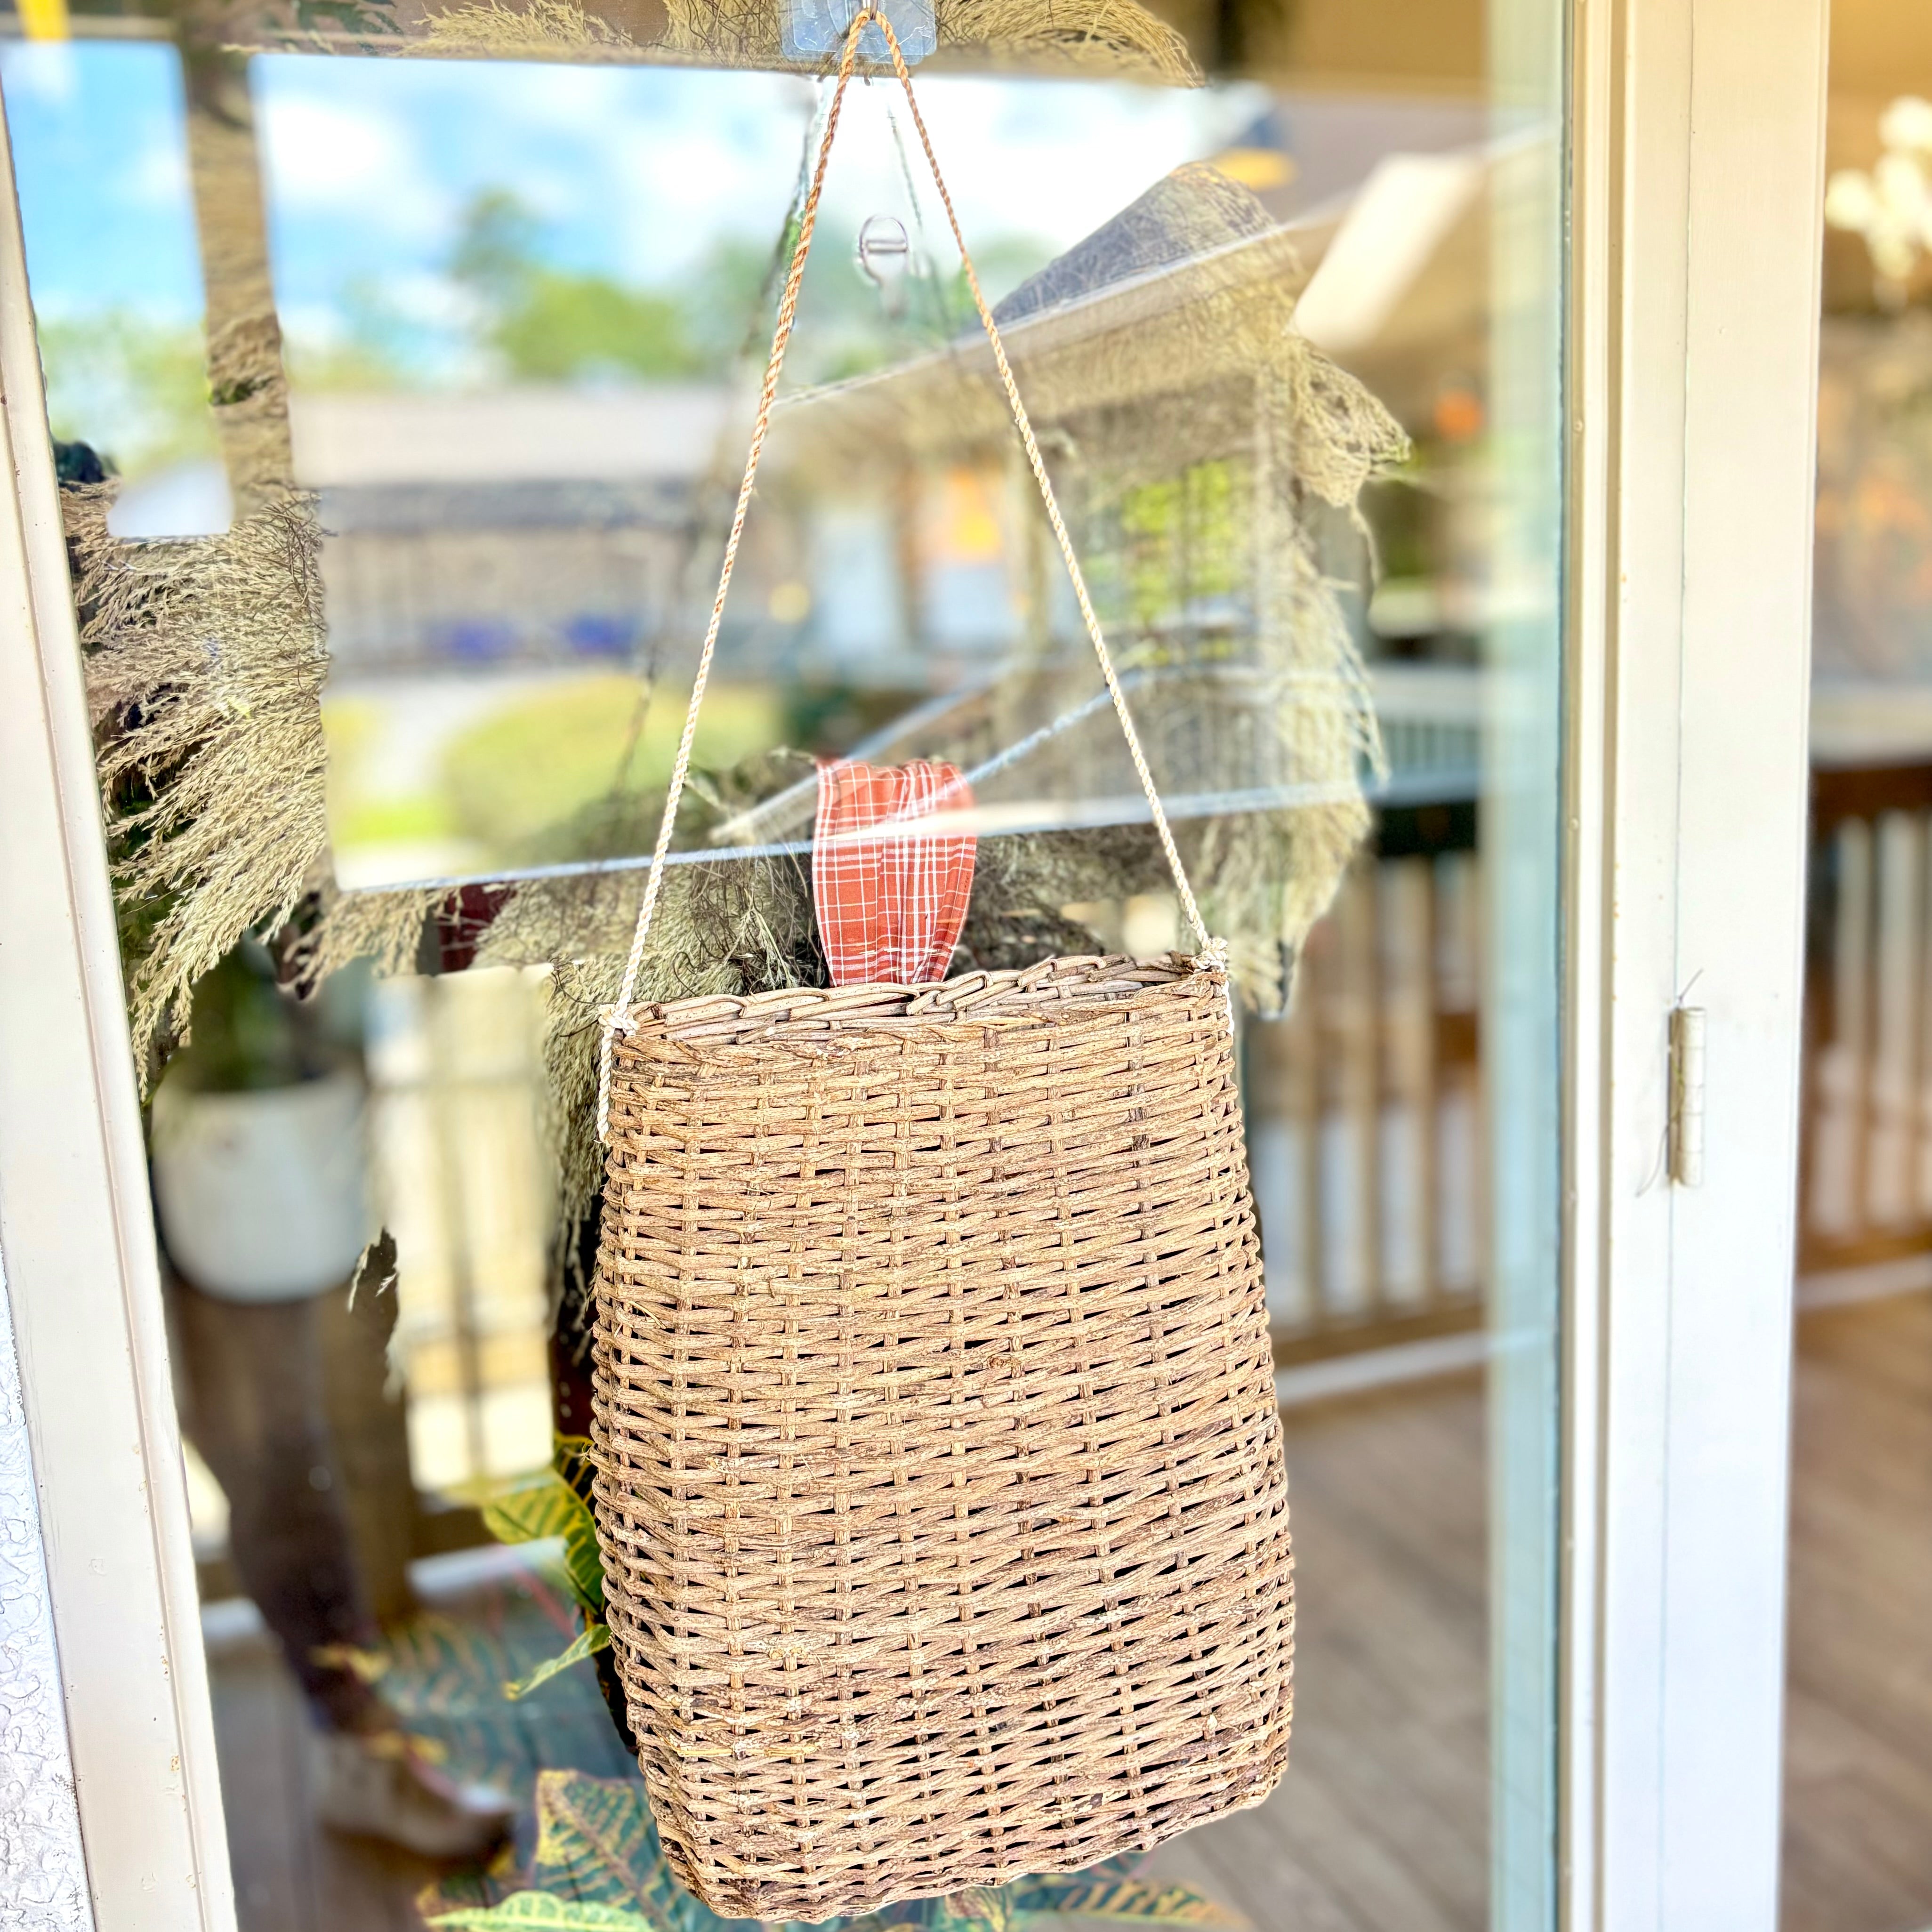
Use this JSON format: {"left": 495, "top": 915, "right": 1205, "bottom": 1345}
{"left": 789, "top": 226, "right": 1056, "bottom": 386}
{"left": 494, "top": 274, "right": 698, "bottom": 381}
{"left": 440, "top": 676, "right": 780, "bottom": 859}
{"left": 422, "top": 1769, "right": 1245, "bottom": 1932}
{"left": 38, "top": 311, "right": 216, "bottom": 478}
{"left": 281, "top": 296, "right": 418, "bottom": 392}
{"left": 1116, "top": 458, "right": 1248, "bottom": 632}
{"left": 452, "top": 189, "right": 702, "bottom": 382}
{"left": 444, "top": 184, "right": 1054, "bottom": 388}
{"left": 289, "top": 180, "right": 1057, "bottom": 394}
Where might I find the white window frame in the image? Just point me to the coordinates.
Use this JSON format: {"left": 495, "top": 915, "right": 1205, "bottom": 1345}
{"left": 0, "top": 0, "right": 1829, "bottom": 1924}
{"left": 0, "top": 113, "right": 233, "bottom": 1932}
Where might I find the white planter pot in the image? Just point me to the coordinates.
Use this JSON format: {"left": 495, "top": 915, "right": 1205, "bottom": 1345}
{"left": 151, "top": 1070, "right": 372, "bottom": 1303}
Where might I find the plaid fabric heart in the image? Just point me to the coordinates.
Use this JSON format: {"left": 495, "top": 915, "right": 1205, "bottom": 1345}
{"left": 813, "top": 758, "right": 975, "bottom": 986}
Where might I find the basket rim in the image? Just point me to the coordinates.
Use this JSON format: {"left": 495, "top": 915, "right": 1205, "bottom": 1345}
{"left": 610, "top": 949, "right": 1224, "bottom": 1046}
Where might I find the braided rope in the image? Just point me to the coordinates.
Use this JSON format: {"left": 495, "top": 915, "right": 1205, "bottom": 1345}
{"left": 598, "top": 7, "right": 1215, "bottom": 1141}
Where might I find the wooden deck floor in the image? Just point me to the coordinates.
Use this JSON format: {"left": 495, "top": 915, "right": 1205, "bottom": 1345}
{"left": 200, "top": 1291, "right": 1932, "bottom": 1932}
{"left": 1781, "top": 1288, "right": 1932, "bottom": 1932}
{"left": 1143, "top": 1375, "right": 1489, "bottom": 1932}
{"left": 210, "top": 1636, "right": 444, "bottom": 1932}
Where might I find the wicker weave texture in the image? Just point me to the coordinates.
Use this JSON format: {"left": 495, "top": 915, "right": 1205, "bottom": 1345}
{"left": 591, "top": 954, "right": 1293, "bottom": 1920}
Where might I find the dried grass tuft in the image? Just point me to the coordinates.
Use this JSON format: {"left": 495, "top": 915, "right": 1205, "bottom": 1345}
{"left": 934, "top": 0, "right": 1196, "bottom": 81}
{"left": 281, "top": 881, "right": 441, "bottom": 989}
{"left": 491, "top": 845, "right": 818, "bottom": 1224}
{"left": 411, "top": 0, "right": 1198, "bottom": 80}
{"left": 65, "top": 484, "right": 331, "bottom": 1087}
{"left": 412, "top": 0, "right": 641, "bottom": 56}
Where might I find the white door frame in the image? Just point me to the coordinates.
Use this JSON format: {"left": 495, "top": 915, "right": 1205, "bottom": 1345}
{"left": 1562, "top": 0, "right": 1828, "bottom": 1926}
{"left": 0, "top": 0, "right": 1830, "bottom": 1924}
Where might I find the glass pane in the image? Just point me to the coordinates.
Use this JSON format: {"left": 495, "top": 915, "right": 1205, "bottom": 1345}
{"left": 4, "top": 0, "right": 1563, "bottom": 1922}
{"left": 1787, "top": 13, "right": 1932, "bottom": 1930}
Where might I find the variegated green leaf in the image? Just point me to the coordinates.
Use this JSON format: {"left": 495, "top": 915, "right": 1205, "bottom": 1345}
{"left": 551, "top": 1439, "right": 609, "bottom": 1615}
{"left": 529, "top": 1765, "right": 665, "bottom": 1908}
{"left": 479, "top": 1471, "right": 578, "bottom": 1546}
{"left": 422, "top": 1892, "right": 657, "bottom": 1930}
{"left": 932, "top": 1888, "right": 1017, "bottom": 1932}
{"left": 523, "top": 1770, "right": 769, "bottom": 1932}
{"left": 504, "top": 1621, "right": 612, "bottom": 1702}
{"left": 1012, "top": 1876, "right": 1244, "bottom": 1927}
{"left": 554, "top": 1435, "right": 598, "bottom": 1507}
{"left": 481, "top": 1466, "right": 605, "bottom": 1617}
{"left": 479, "top": 1766, "right": 1244, "bottom": 1932}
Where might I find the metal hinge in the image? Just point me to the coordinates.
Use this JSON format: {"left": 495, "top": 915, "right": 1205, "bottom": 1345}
{"left": 1668, "top": 1006, "right": 1707, "bottom": 1187}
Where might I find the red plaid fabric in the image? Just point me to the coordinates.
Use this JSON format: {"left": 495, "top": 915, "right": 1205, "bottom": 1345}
{"left": 813, "top": 759, "right": 976, "bottom": 986}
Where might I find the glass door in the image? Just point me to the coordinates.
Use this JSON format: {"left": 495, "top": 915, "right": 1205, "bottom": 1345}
{"left": 3, "top": 0, "right": 1569, "bottom": 1925}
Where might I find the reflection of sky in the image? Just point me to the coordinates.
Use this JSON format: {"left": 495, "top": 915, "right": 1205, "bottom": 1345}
{"left": 3, "top": 39, "right": 1263, "bottom": 343}
{"left": 253, "top": 58, "right": 1266, "bottom": 360}
{"left": 1, "top": 43, "right": 202, "bottom": 322}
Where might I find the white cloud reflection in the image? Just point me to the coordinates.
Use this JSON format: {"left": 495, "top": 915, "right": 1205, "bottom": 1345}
{"left": 252, "top": 55, "right": 1266, "bottom": 296}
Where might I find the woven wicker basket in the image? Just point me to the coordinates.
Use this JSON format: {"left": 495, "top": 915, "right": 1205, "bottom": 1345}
{"left": 586, "top": 17, "right": 1293, "bottom": 1916}
{"left": 591, "top": 956, "right": 1292, "bottom": 1918}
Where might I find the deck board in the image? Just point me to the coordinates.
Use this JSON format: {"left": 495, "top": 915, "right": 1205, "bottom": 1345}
{"left": 209, "top": 1639, "right": 443, "bottom": 1932}
{"left": 1781, "top": 1289, "right": 1932, "bottom": 1932}
{"left": 1139, "top": 1374, "right": 1488, "bottom": 1931}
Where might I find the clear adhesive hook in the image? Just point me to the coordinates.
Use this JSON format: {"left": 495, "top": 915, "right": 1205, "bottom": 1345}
{"left": 857, "top": 213, "right": 912, "bottom": 315}
{"left": 782, "top": 0, "right": 935, "bottom": 62}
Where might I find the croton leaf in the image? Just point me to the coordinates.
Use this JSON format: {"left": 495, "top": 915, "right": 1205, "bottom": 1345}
{"left": 551, "top": 1438, "right": 609, "bottom": 1617}
{"left": 528, "top": 1767, "right": 665, "bottom": 1909}
{"left": 480, "top": 1451, "right": 605, "bottom": 1619}
{"left": 930, "top": 1886, "right": 1016, "bottom": 1932}
{"left": 439, "top": 1767, "right": 1243, "bottom": 1932}
{"left": 421, "top": 1892, "right": 659, "bottom": 1931}
{"left": 505, "top": 1620, "right": 613, "bottom": 1702}
{"left": 529, "top": 1770, "right": 765, "bottom": 1932}
{"left": 1010, "top": 1874, "right": 1245, "bottom": 1927}
{"left": 480, "top": 1470, "right": 585, "bottom": 1552}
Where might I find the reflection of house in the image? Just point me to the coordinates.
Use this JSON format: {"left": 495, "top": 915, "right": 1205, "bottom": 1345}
{"left": 285, "top": 124, "right": 1509, "bottom": 702}
{"left": 291, "top": 386, "right": 736, "bottom": 673}
{"left": 766, "top": 161, "right": 1398, "bottom": 837}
